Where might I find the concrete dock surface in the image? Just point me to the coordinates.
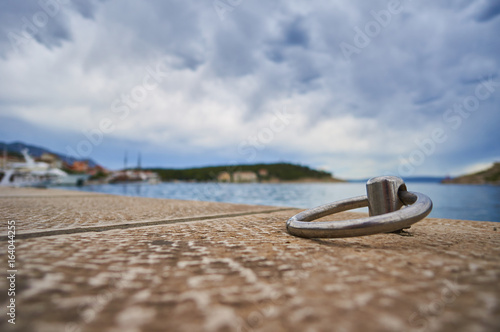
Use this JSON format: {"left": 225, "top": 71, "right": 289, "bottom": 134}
{"left": 1, "top": 187, "right": 499, "bottom": 332}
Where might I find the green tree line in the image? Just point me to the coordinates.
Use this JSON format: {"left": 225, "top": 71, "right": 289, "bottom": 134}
{"left": 145, "top": 163, "right": 332, "bottom": 182}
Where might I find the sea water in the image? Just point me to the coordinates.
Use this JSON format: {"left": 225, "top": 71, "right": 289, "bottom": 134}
{"left": 58, "top": 182, "right": 500, "bottom": 222}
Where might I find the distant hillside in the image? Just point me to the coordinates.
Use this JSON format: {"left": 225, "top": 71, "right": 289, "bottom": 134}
{"left": 147, "top": 163, "right": 343, "bottom": 183}
{"left": 0, "top": 141, "right": 99, "bottom": 168}
{"left": 442, "top": 163, "right": 500, "bottom": 185}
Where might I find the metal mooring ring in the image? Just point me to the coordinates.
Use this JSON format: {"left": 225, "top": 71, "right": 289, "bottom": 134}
{"left": 286, "top": 176, "right": 433, "bottom": 238}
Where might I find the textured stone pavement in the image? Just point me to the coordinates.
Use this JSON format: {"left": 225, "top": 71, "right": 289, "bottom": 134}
{"left": 1, "top": 187, "right": 499, "bottom": 332}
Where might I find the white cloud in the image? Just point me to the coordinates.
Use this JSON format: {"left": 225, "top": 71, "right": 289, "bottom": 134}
{"left": 0, "top": 0, "right": 499, "bottom": 177}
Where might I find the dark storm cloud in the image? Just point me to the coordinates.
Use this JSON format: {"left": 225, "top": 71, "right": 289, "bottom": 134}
{"left": 283, "top": 17, "right": 310, "bottom": 48}
{"left": 475, "top": 0, "right": 500, "bottom": 22}
{"left": 70, "top": 0, "right": 103, "bottom": 19}
{"left": 0, "top": 0, "right": 103, "bottom": 56}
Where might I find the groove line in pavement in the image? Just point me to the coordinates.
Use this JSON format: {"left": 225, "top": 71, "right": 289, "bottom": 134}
{"left": 0, "top": 207, "right": 296, "bottom": 240}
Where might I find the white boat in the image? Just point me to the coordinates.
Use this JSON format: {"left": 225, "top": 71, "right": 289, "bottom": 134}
{"left": 0, "top": 149, "right": 68, "bottom": 188}
{"left": 51, "top": 174, "right": 90, "bottom": 186}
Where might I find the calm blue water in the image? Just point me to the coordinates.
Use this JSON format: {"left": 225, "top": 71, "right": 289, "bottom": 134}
{"left": 58, "top": 182, "right": 500, "bottom": 222}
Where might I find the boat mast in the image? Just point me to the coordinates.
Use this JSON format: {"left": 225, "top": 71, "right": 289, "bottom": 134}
{"left": 2, "top": 147, "right": 6, "bottom": 169}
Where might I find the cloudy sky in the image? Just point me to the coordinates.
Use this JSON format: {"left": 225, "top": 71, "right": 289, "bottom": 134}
{"left": 0, "top": 0, "right": 499, "bottom": 179}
